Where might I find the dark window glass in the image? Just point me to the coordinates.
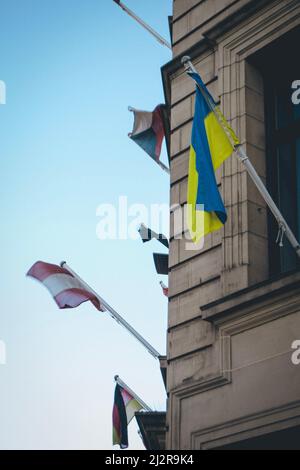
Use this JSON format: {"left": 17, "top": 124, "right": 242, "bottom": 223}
{"left": 297, "top": 138, "right": 300, "bottom": 237}
{"left": 276, "top": 82, "right": 300, "bottom": 129}
{"left": 250, "top": 27, "right": 300, "bottom": 276}
{"left": 266, "top": 76, "right": 300, "bottom": 274}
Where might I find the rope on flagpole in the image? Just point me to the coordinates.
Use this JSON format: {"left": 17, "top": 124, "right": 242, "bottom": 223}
{"left": 114, "top": 375, "right": 152, "bottom": 411}
{"left": 181, "top": 56, "right": 300, "bottom": 259}
{"left": 60, "top": 262, "right": 161, "bottom": 359}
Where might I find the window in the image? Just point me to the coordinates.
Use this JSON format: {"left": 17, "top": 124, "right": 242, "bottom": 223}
{"left": 254, "top": 27, "right": 300, "bottom": 275}
{"left": 266, "top": 73, "right": 300, "bottom": 273}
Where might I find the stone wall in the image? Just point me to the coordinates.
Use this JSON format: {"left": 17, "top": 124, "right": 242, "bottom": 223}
{"left": 165, "top": 0, "right": 300, "bottom": 449}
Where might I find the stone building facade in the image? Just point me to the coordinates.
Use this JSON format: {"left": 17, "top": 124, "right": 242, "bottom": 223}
{"left": 162, "top": 0, "right": 300, "bottom": 449}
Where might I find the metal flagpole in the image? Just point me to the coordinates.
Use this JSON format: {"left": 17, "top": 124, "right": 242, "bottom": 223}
{"left": 181, "top": 56, "right": 300, "bottom": 259}
{"left": 114, "top": 375, "right": 152, "bottom": 411}
{"left": 157, "top": 160, "right": 171, "bottom": 175}
{"left": 61, "top": 262, "right": 161, "bottom": 359}
{"left": 113, "top": 0, "right": 172, "bottom": 50}
{"left": 128, "top": 106, "right": 170, "bottom": 175}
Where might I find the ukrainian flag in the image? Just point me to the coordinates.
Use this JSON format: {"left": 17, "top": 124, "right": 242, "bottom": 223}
{"left": 187, "top": 72, "right": 239, "bottom": 243}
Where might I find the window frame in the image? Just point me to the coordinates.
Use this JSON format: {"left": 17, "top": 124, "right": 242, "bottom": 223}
{"left": 265, "top": 71, "right": 300, "bottom": 275}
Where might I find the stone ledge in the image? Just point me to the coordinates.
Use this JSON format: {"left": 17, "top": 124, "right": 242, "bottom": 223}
{"left": 201, "top": 269, "right": 300, "bottom": 322}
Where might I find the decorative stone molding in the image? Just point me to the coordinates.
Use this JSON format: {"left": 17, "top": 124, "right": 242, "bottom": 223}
{"left": 169, "top": 274, "right": 300, "bottom": 448}
{"left": 165, "top": 0, "right": 300, "bottom": 450}
{"left": 168, "top": 331, "right": 231, "bottom": 448}
{"left": 215, "top": 0, "right": 300, "bottom": 294}
{"left": 192, "top": 400, "right": 300, "bottom": 449}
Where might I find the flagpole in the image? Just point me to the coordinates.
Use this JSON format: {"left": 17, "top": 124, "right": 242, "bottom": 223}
{"left": 60, "top": 262, "right": 161, "bottom": 359}
{"left": 157, "top": 160, "right": 170, "bottom": 175}
{"left": 181, "top": 56, "right": 300, "bottom": 259}
{"left": 113, "top": 0, "right": 172, "bottom": 50}
{"left": 114, "top": 375, "right": 152, "bottom": 411}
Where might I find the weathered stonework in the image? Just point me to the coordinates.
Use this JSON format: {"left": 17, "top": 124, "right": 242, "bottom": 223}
{"left": 164, "top": 0, "right": 300, "bottom": 449}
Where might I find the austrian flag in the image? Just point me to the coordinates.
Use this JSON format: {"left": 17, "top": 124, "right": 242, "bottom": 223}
{"left": 27, "top": 261, "right": 105, "bottom": 311}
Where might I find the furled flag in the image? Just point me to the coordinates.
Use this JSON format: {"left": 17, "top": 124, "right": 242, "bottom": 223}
{"left": 128, "top": 104, "right": 167, "bottom": 166}
{"left": 112, "top": 383, "right": 143, "bottom": 449}
{"left": 187, "top": 71, "right": 240, "bottom": 242}
{"left": 27, "top": 261, "right": 105, "bottom": 311}
{"left": 138, "top": 223, "right": 169, "bottom": 248}
{"left": 160, "top": 281, "right": 169, "bottom": 297}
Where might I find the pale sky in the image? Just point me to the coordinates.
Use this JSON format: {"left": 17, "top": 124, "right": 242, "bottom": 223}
{"left": 0, "top": 0, "right": 172, "bottom": 449}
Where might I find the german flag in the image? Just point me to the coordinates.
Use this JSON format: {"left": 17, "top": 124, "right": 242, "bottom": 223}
{"left": 112, "top": 384, "right": 143, "bottom": 449}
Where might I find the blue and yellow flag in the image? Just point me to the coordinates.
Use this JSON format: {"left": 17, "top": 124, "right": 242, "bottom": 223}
{"left": 187, "top": 72, "right": 239, "bottom": 242}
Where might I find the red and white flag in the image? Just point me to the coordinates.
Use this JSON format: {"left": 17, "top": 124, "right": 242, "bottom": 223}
{"left": 159, "top": 281, "right": 169, "bottom": 298}
{"left": 27, "top": 261, "right": 105, "bottom": 311}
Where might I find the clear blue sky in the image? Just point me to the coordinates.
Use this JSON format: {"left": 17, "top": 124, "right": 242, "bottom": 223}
{"left": 0, "top": 0, "right": 172, "bottom": 450}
